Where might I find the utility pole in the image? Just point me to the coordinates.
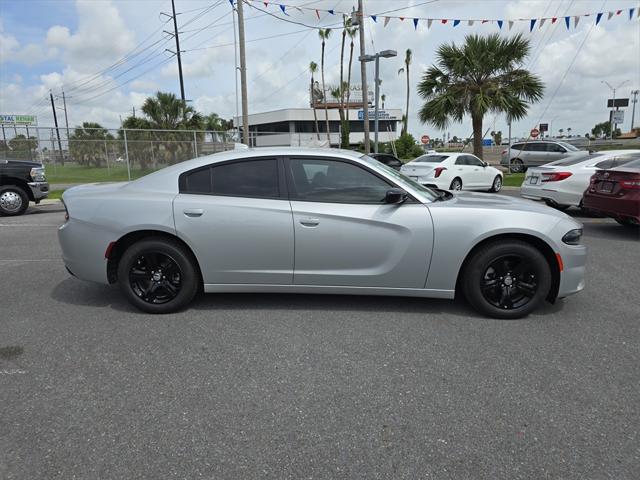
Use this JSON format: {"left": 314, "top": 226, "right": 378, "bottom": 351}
{"left": 231, "top": 2, "right": 241, "bottom": 139}
{"left": 236, "top": 0, "right": 249, "bottom": 145}
{"left": 171, "top": 0, "right": 186, "bottom": 104}
{"left": 61, "top": 90, "right": 70, "bottom": 140}
{"left": 132, "top": 106, "right": 136, "bottom": 118}
{"left": 49, "top": 91, "right": 64, "bottom": 165}
{"left": 630, "top": 89, "right": 639, "bottom": 130}
{"left": 357, "top": 0, "right": 370, "bottom": 154}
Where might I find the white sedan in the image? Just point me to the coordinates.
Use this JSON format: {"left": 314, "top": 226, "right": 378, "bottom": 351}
{"left": 400, "top": 152, "right": 503, "bottom": 192}
{"left": 520, "top": 150, "right": 640, "bottom": 210}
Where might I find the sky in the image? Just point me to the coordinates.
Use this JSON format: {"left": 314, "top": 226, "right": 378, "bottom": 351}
{"left": 1, "top": 0, "right": 639, "bottom": 140}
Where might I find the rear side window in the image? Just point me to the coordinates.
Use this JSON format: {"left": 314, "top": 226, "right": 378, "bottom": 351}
{"left": 510, "top": 143, "right": 524, "bottom": 151}
{"left": 454, "top": 156, "right": 467, "bottom": 165}
{"left": 546, "top": 143, "right": 566, "bottom": 153}
{"left": 180, "top": 158, "right": 279, "bottom": 198}
{"left": 524, "top": 143, "right": 547, "bottom": 152}
{"left": 413, "top": 155, "right": 448, "bottom": 163}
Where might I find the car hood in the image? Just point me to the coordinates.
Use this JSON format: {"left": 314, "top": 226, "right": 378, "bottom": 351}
{"left": 1, "top": 159, "right": 43, "bottom": 168}
{"left": 439, "top": 191, "right": 571, "bottom": 219}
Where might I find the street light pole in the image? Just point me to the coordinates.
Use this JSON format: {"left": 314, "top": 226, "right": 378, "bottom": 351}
{"left": 630, "top": 89, "right": 639, "bottom": 130}
{"left": 374, "top": 55, "right": 380, "bottom": 153}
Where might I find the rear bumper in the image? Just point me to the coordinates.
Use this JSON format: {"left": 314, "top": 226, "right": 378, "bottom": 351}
{"left": 521, "top": 184, "right": 580, "bottom": 207}
{"left": 582, "top": 194, "right": 640, "bottom": 221}
{"left": 58, "top": 218, "right": 113, "bottom": 284}
{"left": 28, "top": 181, "right": 49, "bottom": 202}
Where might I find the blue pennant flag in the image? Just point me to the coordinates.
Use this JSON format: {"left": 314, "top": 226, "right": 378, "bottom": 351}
{"left": 630, "top": 8, "right": 635, "bottom": 20}
{"left": 279, "top": 4, "right": 288, "bottom": 15}
{"left": 497, "top": 20, "right": 503, "bottom": 29}
{"left": 413, "top": 18, "right": 419, "bottom": 29}
{"left": 564, "top": 16, "right": 570, "bottom": 29}
{"left": 371, "top": 15, "right": 377, "bottom": 22}
{"left": 596, "top": 12, "right": 603, "bottom": 25}
{"left": 228, "top": 0, "right": 234, "bottom": 6}
{"left": 453, "top": 19, "right": 460, "bottom": 27}
{"left": 328, "top": 9, "right": 334, "bottom": 15}
{"left": 530, "top": 18, "right": 536, "bottom": 31}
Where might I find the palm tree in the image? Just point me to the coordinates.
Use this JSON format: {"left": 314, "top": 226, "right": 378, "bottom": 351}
{"left": 344, "top": 23, "right": 357, "bottom": 145}
{"left": 309, "top": 61, "right": 320, "bottom": 140}
{"left": 381, "top": 94, "right": 386, "bottom": 109}
{"left": 567, "top": 127, "right": 572, "bottom": 138}
{"left": 397, "top": 49, "right": 412, "bottom": 136}
{"left": 141, "top": 91, "right": 203, "bottom": 130}
{"left": 318, "top": 28, "right": 332, "bottom": 142}
{"left": 559, "top": 128, "right": 564, "bottom": 137}
{"left": 417, "top": 34, "right": 544, "bottom": 159}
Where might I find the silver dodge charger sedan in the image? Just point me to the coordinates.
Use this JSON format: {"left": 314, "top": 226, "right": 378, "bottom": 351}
{"left": 58, "top": 148, "right": 586, "bottom": 319}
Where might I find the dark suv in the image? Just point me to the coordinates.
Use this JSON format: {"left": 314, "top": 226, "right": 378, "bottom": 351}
{"left": 0, "top": 159, "right": 49, "bottom": 215}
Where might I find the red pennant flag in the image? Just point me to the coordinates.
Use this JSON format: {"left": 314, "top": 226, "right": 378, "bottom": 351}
{"left": 551, "top": 17, "right": 558, "bottom": 23}
{"left": 481, "top": 19, "right": 488, "bottom": 24}
{"left": 315, "top": 9, "right": 320, "bottom": 19}
{"left": 399, "top": 17, "right": 405, "bottom": 21}
{"left": 264, "top": 1, "right": 268, "bottom": 6}
{"left": 441, "top": 19, "right": 448, "bottom": 24}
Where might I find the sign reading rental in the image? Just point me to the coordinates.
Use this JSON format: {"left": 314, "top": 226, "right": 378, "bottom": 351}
{"left": 0, "top": 115, "right": 38, "bottom": 125}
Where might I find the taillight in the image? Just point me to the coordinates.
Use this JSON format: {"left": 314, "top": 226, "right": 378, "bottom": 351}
{"left": 541, "top": 171, "right": 572, "bottom": 182}
{"left": 434, "top": 166, "right": 447, "bottom": 178}
{"left": 62, "top": 199, "right": 69, "bottom": 222}
{"left": 501, "top": 150, "right": 507, "bottom": 155}
{"left": 620, "top": 179, "right": 640, "bottom": 189}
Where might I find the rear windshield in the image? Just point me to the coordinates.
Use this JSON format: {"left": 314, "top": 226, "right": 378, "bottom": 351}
{"left": 552, "top": 153, "right": 601, "bottom": 166}
{"left": 614, "top": 157, "right": 640, "bottom": 169}
{"left": 412, "top": 155, "right": 449, "bottom": 163}
{"left": 558, "top": 142, "right": 580, "bottom": 151}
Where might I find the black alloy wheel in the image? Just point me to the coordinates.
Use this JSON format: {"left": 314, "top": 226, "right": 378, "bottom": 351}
{"left": 480, "top": 255, "right": 538, "bottom": 310}
{"left": 129, "top": 252, "right": 182, "bottom": 304}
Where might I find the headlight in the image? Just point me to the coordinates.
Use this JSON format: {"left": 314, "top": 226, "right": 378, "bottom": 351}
{"left": 562, "top": 228, "right": 583, "bottom": 245}
{"left": 30, "top": 167, "right": 46, "bottom": 182}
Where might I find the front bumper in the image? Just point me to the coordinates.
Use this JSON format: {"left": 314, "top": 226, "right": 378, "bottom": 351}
{"left": 556, "top": 243, "right": 587, "bottom": 299}
{"left": 28, "top": 181, "right": 49, "bottom": 202}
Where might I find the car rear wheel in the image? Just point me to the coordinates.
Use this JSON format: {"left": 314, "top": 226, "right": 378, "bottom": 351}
{"left": 510, "top": 158, "right": 525, "bottom": 173}
{"left": 615, "top": 218, "right": 639, "bottom": 228}
{"left": 117, "top": 237, "right": 199, "bottom": 314}
{"left": 489, "top": 175, "right": 502, "bottom": 193}
{"left": 449, "top": 178, "right": 463, "bottom": 191}
{"left": 544, "top": 200, "right": 570, "bottom": 211}
{"left": 0, "top": 186, "right": 29, "bottom": 216}
{"left": 461, "top": 240, "right": 551, "bottom": 319}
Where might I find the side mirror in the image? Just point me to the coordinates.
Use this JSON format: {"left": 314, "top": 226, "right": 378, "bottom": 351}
{"left": 482, "top": 161, "right": 488, "bottom": 167}
{"left": 385, "top": 188, "right": 408, "bottom": 204}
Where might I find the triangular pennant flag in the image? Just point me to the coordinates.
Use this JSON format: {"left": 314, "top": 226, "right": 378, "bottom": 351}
{"left": 616, "top": 10, "right": 622, "bottom": 15}
{"left": 468, "top": 20, "right": 474, "bottom": 26}
{"left": 279, "top": 4, "right": 287, "bottom": 15}
{"left": 264, "top": 1, "right": 268, "bottom": 7}
{"left": 630, "top": 8, "right": 635, "bottom": 20}
{"left": 551, "top": 17, "right": 558, "bottom": 23}
{"left": 295, "top": 6, "right": 302, "bottom": 13}
{"left": 441, "top": 19, "right": 448, "bottom": 24}
{"left": 228, "top": 0, "right": 234, "bottom": 7}
{"left": 315, "top": 9, "right": 320, "bottom": 19}
{"left": 371, "top": 15, "right": 377, "bottom": 22}
{"left": 539, "top": 18, "right": 546, "bottom": 28}
{"left": 328, "top": 9, "right": 334, "bottom": 15}
{"left": 596, "top": 12, "right": 603, "bottom": 25}
{"left": 453, "top": 19, "right": 460, "bottom": 27}
{"left": 530, "top": 19, "right": 536, "bottom": 31}
{"left": 565, "top": 16, "right": 571, "bottom": 29}
{"left": 384, "top": 17, "right": 390, "bottom": 27}
{"left": 413, "top": 18, "right": 419, "bottom": 29}
{"left": 508, "top": 20, "right": 514, "bottom": 30}
{"left": 574, "top": 16, "right": 580, "bottom": 27}
{"left": 481, "top": 20, "right": 489, "bottom": 24}
{"left": 399, "top": 17, "right": 405, "bottom": 21}
{"left": 427, "top": 19, "right": 433, "bottom": 28}
{"left": 497, "top": 20, "right": 503, "bottom": 29}
{"left": 608, "top": 11, "right": 614, "bottom": 20}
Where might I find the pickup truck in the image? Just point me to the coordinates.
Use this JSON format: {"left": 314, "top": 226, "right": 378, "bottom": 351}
{"left": 0, "top": 159, "right": 49, "bottom": 216}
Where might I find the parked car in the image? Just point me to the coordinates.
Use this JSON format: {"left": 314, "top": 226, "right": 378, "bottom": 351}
{"left": 520, "top": 150, "right": 640, "bottom": 210}
{"left": 0, "top": 159, "right": 48, "bottom": 216}
{"left": 400, "top": 152, "right": 503, "bottom": 192}
{"left": 582, "top": 156, "right": 640, "bottom": 227}
{"left": 59, "top": 148, "right": 586, "bottom": 319}
{"left": 500, "top": 140, "right": 584, "bottom": 173}
{"left": 368, "top": 152, "right": 402, "bottom": 170}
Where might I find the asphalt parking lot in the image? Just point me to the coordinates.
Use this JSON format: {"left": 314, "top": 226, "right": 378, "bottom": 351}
{"left": 1, "top": 196, "right": 639, "bottom": 480}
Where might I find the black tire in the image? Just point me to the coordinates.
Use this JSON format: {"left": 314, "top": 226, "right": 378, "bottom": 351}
{"left": 0, "top": 185, "right": 29, "bottom": 216}
{"left": 461, "top": 240, "right": 552, "bottom": 319}
{"left": 489, "top": 175, "right": 503, "bottom": 193}
{"left": 615, "top": 218, "right": 639, "bottom": 228}
{"left": 117, "top": 237, "right": 200, "bottom": 313}
{"left": 544, "top": 200, "right": 570, "bottom": 211}
{"left": 509, "top": 158, "right": 525, "bottom": 173}
{"left": 449, "top": 177, "right": 463, "bottom": 191}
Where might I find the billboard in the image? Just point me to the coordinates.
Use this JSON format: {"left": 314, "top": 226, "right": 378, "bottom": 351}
{"left": 0, "top": 114, "right": 38, "bottom": 126}
{"left": 311, "top": 83, "right": 374, "bottom": 107}
{"left": 357, "top": 109, "right": 397, "bottom": 120}
{"left": 607, "top": 98, "right": 629, "bottom": 108}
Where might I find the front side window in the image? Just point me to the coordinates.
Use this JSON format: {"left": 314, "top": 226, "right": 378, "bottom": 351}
{"left": 288, "top": 158, "right": 391, "bottom": 203}
{"left": 465, "top": 155, "right": 484, "bottom": 166}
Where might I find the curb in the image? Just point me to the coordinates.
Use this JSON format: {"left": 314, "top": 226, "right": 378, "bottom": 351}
{"left": 39, "top": 199, "right": 62, "bottom": 205}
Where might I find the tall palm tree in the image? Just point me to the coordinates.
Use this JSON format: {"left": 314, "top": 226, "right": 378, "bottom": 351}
{"left": 318, "top": 28, "right": 332, "bottom": 142}
{"left": 338, "top": 17, "right": 352, "bottom": 147}
{"left": 141, "top": 91, "right": 203, "bottom": 130}
{"left": 345, "top": 23, "right": 357, "bottom": 131}
{"left": 309, "top": 61, "right": 320, "bottom": 140}
{"left": 397, "top": 49, "right": 412, "bottom": 136}
{"left": 417, "top": 34, "right": 544, "bottom": 159}
{"left": 381, "top": 94, "right": 386, "bottom": 109}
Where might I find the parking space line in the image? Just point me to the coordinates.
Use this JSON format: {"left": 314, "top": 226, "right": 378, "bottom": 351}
{"left": 0, "top": 224, "right": 61, "bottom": 227}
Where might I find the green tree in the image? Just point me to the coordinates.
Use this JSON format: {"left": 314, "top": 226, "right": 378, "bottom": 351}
{"left": 344, "top": 21, "right": 357, "bottom": 142}
{"left": 591, "top": 121, "right": 621, "bottom": 138}
{"left": 318, "top": 28, "right": 332, "bottom": 142}
{"left": 397, "top": 48, "right": 412, "bottom": 136}
{"left": 309, "top": 61, "right": 320, "bottom": 140}
{"left": 68, "top": 122, "right": 113, "bottom": 167}
{"left": 385, "top": 132, "right": 424, "bottom": 159}
{"left": 7, "top": 134, "right": 38, "bottom": 160}
{"left": 490, "top": 130, "right": 502, "bottom": 145}
{"left": 417, "top": 34, "right": 544, "bottom": 159}
{"left": 141, "top": 91, "right": 204, "bottom": 130}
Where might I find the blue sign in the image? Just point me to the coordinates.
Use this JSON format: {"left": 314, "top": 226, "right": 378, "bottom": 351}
{"left": 357, "top": 110, "right": 396, "bottom": 120}
{"left": 482, "top": 138, "right": 493, "bottom": 146}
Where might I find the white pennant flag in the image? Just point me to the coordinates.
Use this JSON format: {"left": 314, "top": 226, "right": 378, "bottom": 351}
{"left": 295, "top": 7, "right": 302, "bottom": 13}
{"left": 384, "top": 16, "right": 390, "bottom": 27}
{"left": 574, "top": 15, "right": 580, "bottom": 27}
{"left": 539, "top": 18, "right": 546, "bottom": 28}
{"left": 508, "top": 20, "right": 514, "bottom": 30}
{"left": 427, "top": 18, "right": 433, "bottom": 29}
{"left": 608, "top": 11, "right": 614, "bottom": 20}
{"left": 468, "top": 20, "right": 474, "bottom": 26}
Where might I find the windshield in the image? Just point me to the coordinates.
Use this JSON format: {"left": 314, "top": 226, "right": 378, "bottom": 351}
{"left": 361, "top": 155, "right": 439, "bottom": 201}
{"left": 558, "top": 142, "right": 580, "bottom": 151}
{"left": 411, "top": 154, "right": 449, "bottom": 163}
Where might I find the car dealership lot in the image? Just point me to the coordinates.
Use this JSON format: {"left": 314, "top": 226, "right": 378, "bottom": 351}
{"left": 1, "top": 200, "right": 639, "bottom": 479}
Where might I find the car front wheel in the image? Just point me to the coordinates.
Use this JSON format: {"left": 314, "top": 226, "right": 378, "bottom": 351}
{"left": 0, "top": 186, "right": 29, "bottom": 216}
{"left": 449, "top": 178, "right": 463, "bottom": 191}
{"left": 489, "top": 175, "right": 502, "bottom": 193}
{"left": 117, "top": 237, "right": 200, "bottom": 313}
{"left": 461, "top": 240, "right": 552, "bottom": 319}
{"left": 510, "top": 158, "right": 525, "bottom": 173}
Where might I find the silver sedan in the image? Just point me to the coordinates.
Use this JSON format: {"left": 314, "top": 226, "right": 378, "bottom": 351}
{"left": 58, "top": 148, "right": 586, "bottom": 319}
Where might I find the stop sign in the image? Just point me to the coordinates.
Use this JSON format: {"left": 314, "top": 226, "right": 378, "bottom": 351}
{"left": 421, "top": 134, "right": 430, "bottom": 144}
{"left": 530, "top": 128, "right": 540, "bottom": 138}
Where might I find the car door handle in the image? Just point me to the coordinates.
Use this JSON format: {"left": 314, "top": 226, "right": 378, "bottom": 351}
{"left": 183, "top": 208, "right": 204, "bottom": 218}
{"left": 299, "top": 217, "right": 320, "bottom": 227}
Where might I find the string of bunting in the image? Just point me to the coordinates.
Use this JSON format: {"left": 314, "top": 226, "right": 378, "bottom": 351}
{"left": 231, "top": 1, "right": 639, "bottom": 32}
